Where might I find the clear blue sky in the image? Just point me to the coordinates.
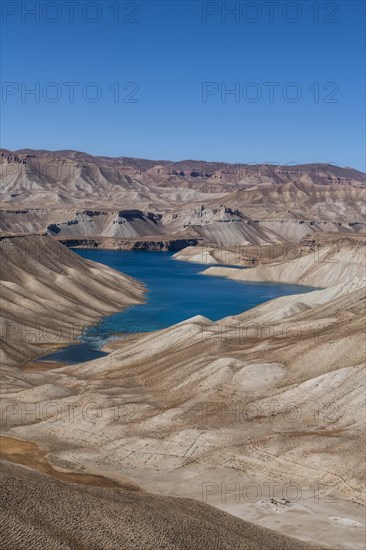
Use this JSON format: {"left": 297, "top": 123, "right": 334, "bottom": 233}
{"left": 1, "top": 1, "right": 365, "bottom": 170}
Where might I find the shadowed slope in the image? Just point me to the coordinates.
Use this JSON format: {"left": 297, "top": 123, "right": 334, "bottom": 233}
{"left": 0, "top": 235, "right": 144, "bottom": 366}
{"left": 0, "top": 460, "right": 326, "bottom": 550}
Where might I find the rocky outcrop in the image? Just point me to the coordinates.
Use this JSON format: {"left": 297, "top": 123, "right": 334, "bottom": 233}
{"left": 58, "top": 237, "right": 201, "bottom": 251}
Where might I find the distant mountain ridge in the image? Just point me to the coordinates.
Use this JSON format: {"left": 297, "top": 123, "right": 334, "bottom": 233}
{"left": 1, "top": 147, "right": 365, "bottom": 197}
{"left": 1, "top": 148, "right": 365, "bottom": 246}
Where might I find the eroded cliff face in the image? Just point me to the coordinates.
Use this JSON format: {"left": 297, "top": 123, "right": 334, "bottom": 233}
{"left": 0, "top": 235, "right": 144, "bottom": 367}
{"left": 1, "top": 203, "right": 364, "bottom": 248}
{"left": 58, "top": 237, "right": 201, "bottom": 252}
{"left": 1, "top": 148, "right": 365, "bottom": 248}
{"left": 1, "top": 148, "right": 365, "bottom": 204}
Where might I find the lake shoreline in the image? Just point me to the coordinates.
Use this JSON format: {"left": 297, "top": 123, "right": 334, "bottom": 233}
{"left": 34, "top": 248, "right": 315, "bottom": 365}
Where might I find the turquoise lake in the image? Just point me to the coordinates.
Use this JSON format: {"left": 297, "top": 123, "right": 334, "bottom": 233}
{"left": 39, "top": 249, "right": 315, "bottom": 364}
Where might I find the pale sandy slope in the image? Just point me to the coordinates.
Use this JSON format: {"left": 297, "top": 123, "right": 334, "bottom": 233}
{"left": 173, "top": 245, "right": 222, "bottom": 264}
{"left": 174, "top": 242, "right": 300, "bottom": 266}
{"left": 0, "top": 460, "right": 327, "bottom": 550}
{"left": 0, "top": 235, "right": 144, "bottom": 367}
{"left": 202, "top": 235, "right": 366, "bottom": 287}
{"left": 1, "top": 237, "right": 365, "bottom": 548}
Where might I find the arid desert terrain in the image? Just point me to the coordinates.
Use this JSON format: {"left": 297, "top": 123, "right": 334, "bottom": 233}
{"left": 0, "top": 149, "right": 365, "bottom": 550}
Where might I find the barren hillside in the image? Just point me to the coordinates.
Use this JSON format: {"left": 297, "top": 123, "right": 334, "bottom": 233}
{"left": 1, "top": 152, "right": 365, "bottom": 548}
{"left": 0, "top": 460, "right": 326, "bottom": 550}
{"left": 1, "top": 235, "right": 365, "bottom": 549}
{"left": 202, "top": 234, "right": 366, "bottom": 286}
{"left": 0, "top": 235, "right": 144, "bottom": 367}
{"left": 1, "top": 149, "right": 365, "bottom": 246}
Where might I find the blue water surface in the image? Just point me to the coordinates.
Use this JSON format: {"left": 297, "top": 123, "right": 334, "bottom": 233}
{"left": 39, "top": 249, "right": 314, "bottom": 364}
